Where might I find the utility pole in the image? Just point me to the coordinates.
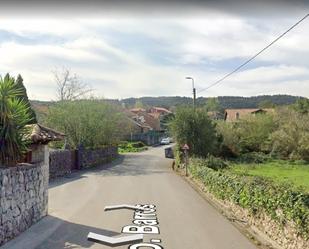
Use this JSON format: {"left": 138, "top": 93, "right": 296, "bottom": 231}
{"left": 186, "top": 77, "right": 196, "bottom": 110}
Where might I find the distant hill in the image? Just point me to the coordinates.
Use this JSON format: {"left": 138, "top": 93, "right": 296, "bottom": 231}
{"left": 120, "top": 95, "right": 305, "bottom": 109}
{"left": 30, "top": 95, "right": 306, "bottom": 120}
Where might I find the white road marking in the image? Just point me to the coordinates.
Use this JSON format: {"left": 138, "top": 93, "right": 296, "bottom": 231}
{"left": 104, "top": 204, "right": 145, "bottom": 211}
{"left": 87, "top": 232, "right": 143, "bottom": 246}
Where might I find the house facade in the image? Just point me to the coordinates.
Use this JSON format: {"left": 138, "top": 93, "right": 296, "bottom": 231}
{"left": 224, "top": 108, "right": 274, "bottom": 122}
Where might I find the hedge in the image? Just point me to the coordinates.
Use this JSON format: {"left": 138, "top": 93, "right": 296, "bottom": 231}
{"left": 189, "top": 158, "right": 309, "bottom": 238}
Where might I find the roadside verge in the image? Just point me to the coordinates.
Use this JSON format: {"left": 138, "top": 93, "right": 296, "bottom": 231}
{"left": 174, "top": 166, "right": 308, "bottom": 249}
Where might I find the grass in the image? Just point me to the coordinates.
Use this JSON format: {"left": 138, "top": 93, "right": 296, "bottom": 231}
{"left": 229, "top": 160, "right": 309, "bottom": 192}
{"left": 118, "top": 141, "right": 148, "bottom": 153}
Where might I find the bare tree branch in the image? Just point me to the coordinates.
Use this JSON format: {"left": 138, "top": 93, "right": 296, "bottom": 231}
{"left": 53, "top": 67, "right": 92, "bottom": 101}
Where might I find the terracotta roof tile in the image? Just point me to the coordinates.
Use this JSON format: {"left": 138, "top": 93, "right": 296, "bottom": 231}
{"left": 25, "top": 124, "right": 65, "bottom": 144}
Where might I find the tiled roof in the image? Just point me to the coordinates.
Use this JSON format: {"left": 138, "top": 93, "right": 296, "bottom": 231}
{"left": 25, "top": 124, "right": 65, "bottom": 144}
{"left": 150, "top": 107, "right": 172, "bottom": 114}
{"left": 130, "top": 108, "right": 146, "bottom": 113}
{"left": 148, "top": 112, "right": 161, "bottom": 119}
{"left": 124, "top": 108, "right": 161, "bottom": 131}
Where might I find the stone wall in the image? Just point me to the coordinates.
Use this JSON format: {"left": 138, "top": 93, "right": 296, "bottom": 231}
{"left": 0, "top": 162, "right": 49, "bottom": 246}
{"left": 49, "top": 149, "right": 74, "bottom": 179}
{"left": 48, "top": 146, "right": 118, "bottom": 178}
{"left": 78, "top": 146, "right": 118, "bottom": 169}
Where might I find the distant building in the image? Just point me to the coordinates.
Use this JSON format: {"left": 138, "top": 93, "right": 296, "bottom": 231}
{"left": 224, "top": 108, "right": 274, "bottom": 122}
{"left": 130, "top": 108, "right": 146, "bottom": 114}
{"left": 124, "top": 107, "right": 173, "bottom": 145}
{"left": 207, "top": 111, "right": 224, "bottom": 120}
{"left": 148, "top": 106, "right": 172, "bottom": 115}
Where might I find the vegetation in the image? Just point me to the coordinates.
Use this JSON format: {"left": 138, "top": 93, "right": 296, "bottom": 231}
{"left": 292, "top": 98, "right": 309, "bottom": 114}
{"left": 119, "top": 95, "right": 303, "bottom": 109}
{"left": 46, "top": 99, "right": 130, "bottom": 149}
{"left": 230, "top": 160, "right": 309, "bottom": 191}
{"left": 0, "top": 75, "right": 31, "bottom": 166}
{"left": 271, "top": 107, "right": 309, "bottom": 160}
{"left": 172, "top": 103, "right": 309, "bottom": 239}
{"left": 30, "top": 95, "right": 306, "bottom": 122}
{"left": 118, "top": 141, "right": 148, "bottom": 153}
{"left": 169, "top": 107, "right": 218, "bottom": 157}
{"left": 217, "top": 108, "right": 309, "bottom": 161}
{"left": 258, "top": 99, "right": 276, "bottom": 108}
{"left": 189, "top": 157, "right": 309, "bottom": 238}
{"left": 14, "top": 74, "right": 37, "bottom": 124}
{"left": 205, "top": 97, "right": 222, "bottom": 112}
{"left": 159, "top": 112, "right": 174, "bottom": 133}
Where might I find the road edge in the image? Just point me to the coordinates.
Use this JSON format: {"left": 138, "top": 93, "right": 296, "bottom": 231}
{"left": 174, "top": 168, "right": 282, "bottom": 249}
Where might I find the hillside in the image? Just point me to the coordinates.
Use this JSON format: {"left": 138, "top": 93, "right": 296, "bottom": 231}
{"left": 120, "top": 95, "right": 304, "bottom": 109}
{"left": 31, "top": 95, "right": 305, "bottom": 119}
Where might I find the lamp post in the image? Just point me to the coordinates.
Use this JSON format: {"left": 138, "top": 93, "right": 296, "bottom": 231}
{"left": 185, "top": 76, "right": 196, "bottom": 110}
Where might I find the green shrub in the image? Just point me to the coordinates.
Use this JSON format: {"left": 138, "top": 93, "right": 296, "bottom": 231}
{"left": 237, "top": 152, "right": 270, "bottom": 164}
{"left": 190, "top": 155, "right": 228, "bottom": 171}
{"left": 204, "top": 155, "right": 229, "bottom": 170}
{"left": 46, "top": 99, "right": 128, "bottom": 149}
{"left": 118, "top": 141, "right": 147, "bottom": 153}
{"left": 131, "top": 141, "right": 146, "bottom": 148}
{"left": 169, "top": 107, "right": 219, "bottom": 157}
{"left": 189, "top": 157, "right": 309, "bottom": 238}
{"left": 216, "top": 121, "right": 240, "bottom": 156}
{"left": 173, "top": 145, "right": 183, "bottom": 167}
{"left": 235, "top": 113, "right": 276, "bottom": 153}
{"left": 270, "top": 108, "right": 309, "bottom": 161}
{"left": 0, "top": 74, "right": 31, "bottom": 166}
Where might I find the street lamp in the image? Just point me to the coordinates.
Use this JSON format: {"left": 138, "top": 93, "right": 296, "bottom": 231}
{"left": 186, "top": 76, "right": 196, "bottom": 110}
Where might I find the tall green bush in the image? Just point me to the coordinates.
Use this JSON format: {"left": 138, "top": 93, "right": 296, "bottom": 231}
{"left": 271, "top": 107, "right": 309, "bottom": 160}
{"left": 235, "top": 113, "right": 276, "bottom": 153}
{"left": 169, "top": 107, "right": 218, "bottom": 157}
{"left": 46, "top": 99, "right": 129, "bottom": 149}
{"left": 14, "top": 74, "right": 37, "bottom": 124}
{"left": 0, "top": 75, "right": 31, "bottom": 166}
{"left": 216, "top": 121, "right": 240, "bottom": 156}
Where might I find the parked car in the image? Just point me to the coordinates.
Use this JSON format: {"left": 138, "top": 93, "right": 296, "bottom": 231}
{"left": 160, "top": 137, "right": 170, "bottom": 145}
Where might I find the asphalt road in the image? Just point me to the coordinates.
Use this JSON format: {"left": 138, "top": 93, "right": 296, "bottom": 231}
{"left": 3, "top": 146, "right": 257, "bottom": 249}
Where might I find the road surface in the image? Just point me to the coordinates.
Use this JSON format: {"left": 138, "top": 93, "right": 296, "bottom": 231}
{"left": 3, "top": 146, "right": 257, "bottom": 249}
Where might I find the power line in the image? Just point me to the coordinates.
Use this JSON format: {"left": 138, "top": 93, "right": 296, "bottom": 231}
{"left": 198, "top": 13, "right": 309, "bottom": 93}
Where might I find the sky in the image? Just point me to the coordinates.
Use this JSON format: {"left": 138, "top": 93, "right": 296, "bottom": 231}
{"left": 0, "top": 1, "right": 309, "bottom": 100}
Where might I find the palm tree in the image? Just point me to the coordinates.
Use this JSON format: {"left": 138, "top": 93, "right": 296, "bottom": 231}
{"left": 0, "top": 75, "right": 31, "bottom": 166}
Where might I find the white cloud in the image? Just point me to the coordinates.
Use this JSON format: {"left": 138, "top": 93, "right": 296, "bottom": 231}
{"left": 0, "top": 15, "right": 308, "bottom": 100}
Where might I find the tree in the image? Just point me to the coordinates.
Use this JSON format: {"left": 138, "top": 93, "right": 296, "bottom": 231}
{"left": 205, "top": 97, "right": 221, "bottom": 112}
{"left": 235, "top": 113, "right": 276, "bottom": 153}
{"left": 14, "top": 74, "right": 37, "bottom": 124}
{"left": 216, "top": 121, "right": 240, "bottom": 156}
{"left": 134, "top": 100, "right": 144, "bottom": 109}
{"left": 46, "top": 99, "right": 127, "bottom": 149}
{"left": 271, "top": 107, "right": 309, "bottom": 160}
{"left": 258, "top": 100, "right": 275, "bottom": 109}
{"left": 53, "top": 67, "right": 92, "bottom": 101}
{"left": 0, "top": 74, "right": 31, "bottom": 166}
{"left": 291, "top": 98, "right": 309, "bottom": 114}
{"left": 169, "top": 107, "right": 218, "bottom": 157}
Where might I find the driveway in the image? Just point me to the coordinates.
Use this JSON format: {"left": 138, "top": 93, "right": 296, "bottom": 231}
{"left": 3, "top": 146, "right": 257, "bottom": 249}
